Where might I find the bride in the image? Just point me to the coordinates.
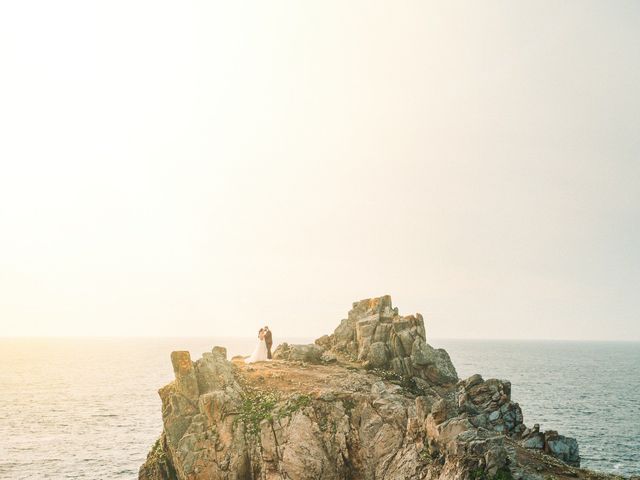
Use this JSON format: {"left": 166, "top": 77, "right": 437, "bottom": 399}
{"left": 245, "top": 328, "right": 269, "bottom": 363}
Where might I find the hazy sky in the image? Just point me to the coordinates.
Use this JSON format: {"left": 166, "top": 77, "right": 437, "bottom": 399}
{"left": 1, "top": 1, "right": 639, "bottom": 340}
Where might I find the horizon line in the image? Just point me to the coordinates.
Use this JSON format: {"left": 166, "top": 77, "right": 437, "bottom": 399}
{"left": 1, "top": 335, "right": 638, "bottom": 343}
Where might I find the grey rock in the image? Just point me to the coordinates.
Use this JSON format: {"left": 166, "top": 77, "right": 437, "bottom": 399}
{"left": 523, "top": 433, "right": 545, "bottom": 450}
{"left": 544, "top": 430, "right": 580, "bottom": 467}
{"left": 366, "top": 341, "right": 389, "bottom": 368}
{"left": 470, "top": 413, "right": 490, "bottom": 429}
{"left": 273, "top": 342, "right": 324, "bottom": 364}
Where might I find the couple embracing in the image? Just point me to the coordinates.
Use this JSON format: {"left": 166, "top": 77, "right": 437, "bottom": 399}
{"left": 245, "top": 326, "right": 273, "bottom": 363}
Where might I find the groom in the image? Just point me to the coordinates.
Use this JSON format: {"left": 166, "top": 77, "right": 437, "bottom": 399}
{"left": 264, "top": 326, "right": 273, "bottom": 359}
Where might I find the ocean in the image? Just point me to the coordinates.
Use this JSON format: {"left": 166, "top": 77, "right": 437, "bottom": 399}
{"left": 0, "top": 338, "right": 638, "bottom": 479}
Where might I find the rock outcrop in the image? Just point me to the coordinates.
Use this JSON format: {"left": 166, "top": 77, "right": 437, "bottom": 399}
{"left": 139, "top": 296, "right": 615, "bottom": 480}
{"left": 316, "top": 296, "right": 458, "bottom": 385}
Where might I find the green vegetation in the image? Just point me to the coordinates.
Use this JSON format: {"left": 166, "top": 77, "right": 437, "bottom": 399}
{"left": 367, "top": 368, "right": 428, "bottom": 396}
{"left": 149, "top": 437, "right": 168, "bottom": 462}
{"left": 236, "top": 390, "right": 312, "bottom": 436}
{"left": 419, "top": 447, "right": 432, "bottom": 463}
{"left": 342, "top": 398, "right": 356, "bottom": 414}
{"left": 279, "top": 394, "right": 311, "bottom": 418}
{"left": 470, "top": 468, "right": 514, "bottom": 480}
{"left": 492, "top": 471, "right": 514, "bottom": 480}
{"left": 145, "top": 435, "right": 177, "bottom": 478}
{"left": 237, "top": 390, "right": 280, "bottom": 435}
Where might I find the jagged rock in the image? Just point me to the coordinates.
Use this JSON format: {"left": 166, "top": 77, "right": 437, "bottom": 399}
{"left": 544, "top": 430, "right": 580, "bottom": 467}
{"left": 319, "top": 296, "right": 458, "bottom": 385}
{"left": 456, "top": 374, "right": 527, "bottom": 437}
{"left": 140, "top": 297, "right": 604, "bottom": 480}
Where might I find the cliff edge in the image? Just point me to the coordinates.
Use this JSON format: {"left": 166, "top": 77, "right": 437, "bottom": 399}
{"left": 139, "top": 296, "right": 622, "bottom": 480}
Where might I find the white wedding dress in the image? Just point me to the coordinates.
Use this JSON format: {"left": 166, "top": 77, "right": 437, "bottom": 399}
{"left": 245, "top": 337, "right": 269, "bottom": 363}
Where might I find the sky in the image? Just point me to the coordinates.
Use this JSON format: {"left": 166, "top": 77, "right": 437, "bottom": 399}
{"left": 0, "top": 1, "right": 639, "bottom": 340}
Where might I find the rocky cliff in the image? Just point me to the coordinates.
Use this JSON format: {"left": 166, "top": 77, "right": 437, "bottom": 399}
{"left": 139, "top": 296, "right": 621, "bottom": 480}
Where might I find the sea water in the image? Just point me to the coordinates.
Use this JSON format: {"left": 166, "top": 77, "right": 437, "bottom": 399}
{"left": 0, "top": 338, "right": 638, "bottom": 479}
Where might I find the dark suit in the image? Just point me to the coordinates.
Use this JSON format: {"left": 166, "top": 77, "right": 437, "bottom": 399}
{"left": 264, "top": 329, "right": 273, "bottom": 359}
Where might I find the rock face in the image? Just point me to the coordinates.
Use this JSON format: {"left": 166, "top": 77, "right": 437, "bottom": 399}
{"left": 316, "top": 296, "right": 458, "bottom": 385}
{"left": 140, "top": 296, "right": 603, "bottom": 480}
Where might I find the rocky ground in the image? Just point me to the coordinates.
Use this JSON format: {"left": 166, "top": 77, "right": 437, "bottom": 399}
{"left": 139, "top": 296, "right": 629, "bottom": 480}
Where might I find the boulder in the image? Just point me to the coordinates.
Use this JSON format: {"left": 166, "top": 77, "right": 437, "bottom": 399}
{"left": 273, "top": 342, "right": 324, "bottom": 364}
{"left": 544, "top": 430, "right": 580, "bottom": 467}
{"left": 522, "top": 432, "right": 545, "bottom": 450}
{"left": 456, "top": 374, "right": 524, "bottom": 436}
